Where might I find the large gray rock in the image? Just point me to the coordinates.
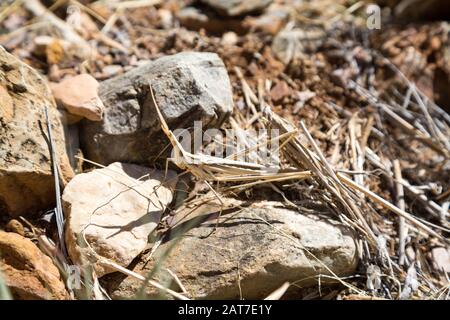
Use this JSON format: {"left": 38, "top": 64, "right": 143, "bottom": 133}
{"left": 63, "top": 162, "right": 178, "bottom": 277}
{"left": 201, "top": 0, "right": 273, "bottom": 17}
{"left": 0, "top": 46, "right": 74, "bottom": 217}
{"left": 105, "top": 199, "right": 358, "bottom": 299}
{"left": 80, "top": 52, "right": 233, "bottom": 165}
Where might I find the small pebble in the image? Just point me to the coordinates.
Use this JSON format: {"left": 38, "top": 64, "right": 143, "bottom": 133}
{"left": 221, "top": 32, "right": 238, "bottom": 47}
{"left": 6, "top": 219, "right": 25, "bottom": 236}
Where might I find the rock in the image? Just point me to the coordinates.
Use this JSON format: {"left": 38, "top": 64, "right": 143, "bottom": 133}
{"left": 221, "top": 32, "right": 239, "bottom": 46}
{"left": 331, "top": 68, "right": 358, "bottom": 88}
{"left": 45, "top": 39, "right": 65, "bottom": 65}
{"left": 293, "top": 90, "right": 316, "bottom": 113}
{"left": 243, "top": 4, "right": 290, "bottom": 35}
{"left": 158, "top": 9, "right": 174, "bottom": 29}
{"left": 0, "top": 231, "right": 68, "bottom": 299}
{"left": 80, "top": 52, "right": 233, "bottom": 165}
{"left": 431, "top": 247, "right": 450, "bottom": 273}
{"left": 63, "top": 162, "right": 178, "bottom": 277}
{"left": 106, "top": 199, "right": 358, "bottom": 299}
{"left": 0, "top": 84, "right": 13, "bottom": 121}
{"left": 33, "top": 36, "right": 71, "bottom": 65}
{"left": 101, "top": 65, "right": 123, "bottom": 78}
{"left": 5, "top": 219, "right": 25, "bottom": 236}
{"left": 200, "top": 0, "right": 273, "bottom": 17}
{"left": 51, "top": 74, "right": 104, "bottom": 122}
{"left": 270, "top": 81, "right": 291, "bottom": 103}
{"left": 0, "top": 46, "right": 74, "bottom": 217}
{"left": 272, "top": 28, "right": 326, "bottom": 64}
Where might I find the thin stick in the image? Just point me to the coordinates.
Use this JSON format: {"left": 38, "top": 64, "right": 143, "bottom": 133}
{"left": 165, "top": 268, "right": 188, "bottom": 296}
{"left": 98, "top": 258, "right": 189, "bottom": 300}
{"left": 393, "top": 160, "right": 407, "bottom": 266}
{"left": 45, "top": 107, "right": 67, "bottom": 256}
{"left": 337, "top": 173, "right": 446, "bottom": 243}
{"left": 264, "top": 282, "right": 290, "bottom": 300}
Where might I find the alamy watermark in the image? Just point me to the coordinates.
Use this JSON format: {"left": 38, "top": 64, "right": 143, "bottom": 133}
{"left": 366, "top": 4, "right": 381, "bottom": 30}
{"left": 66, "top": 4, "right": 82, "bottom": 29}
{"left": 66, "top": 265, "right": 82, "bottom": 290}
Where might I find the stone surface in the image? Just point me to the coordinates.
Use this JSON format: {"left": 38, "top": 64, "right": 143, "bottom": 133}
{"left": 63, "top": 162, "right": 178, "bottom": 277}
{"left": 201, "top": 0, "right": 273, "bottom": 17}
{"left": 431, "top": 247, "right": 450, "bottom": 273}
{"left": 51, "top": 74, "right": 104, "bottom": 122}
{"left": 0, "top": 231, "right": 68, "bottom": 300}
{"left": 270, "top": 81, "right": 292, "bottom": 103}
{"left": 5, "top": 219, "right": 25, "bottom": 236}
{"left": 0, "top": 45, "right": 74, "bottom": 217}
{"left": 80, "top": 52, "right": 233, "bottom": 165}
{"left": 221, "top": 32, "right": 239, "bottom": 46}
{"left": 106, "top": 199, "right": 358, "bottom": 299}
{"left": 243, "top": 4, "right": 290, "bottom": 35}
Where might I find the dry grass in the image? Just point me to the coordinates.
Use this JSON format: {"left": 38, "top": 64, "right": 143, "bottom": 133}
{"left": 149, "top": 55, "right": 450, "bottom": 298}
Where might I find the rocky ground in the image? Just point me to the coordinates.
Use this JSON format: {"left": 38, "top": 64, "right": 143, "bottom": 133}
{"left": 0, "top": 0, "right": 449, "bottom": 300}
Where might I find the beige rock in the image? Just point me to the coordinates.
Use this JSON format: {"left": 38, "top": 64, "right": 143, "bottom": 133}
{"left": 270, "top": 81, "right": 291, "bottom": 103}
{"left": 221, "top": 32, "right": 239, "bottom": 46}
{"left": 0, "top": 231, "right": 68, "bottom": 300}
{"left": 0, "top": 85, "right": 13, "bottom": 122}
{"left": 51, "top": 74, "right": 104, "bottom": 122}
{"left": 431, "top": 247, "right": 450, "bottom": 273}
{"left": 158, "top": 9, "right": 173, "bottom": 29}
{"left": 5, "top": 219, "right": 25, "bottom": 236}
{"left": 106, "top": 199, "right": 358, "bottom": 299}
{"left": 63, "top": 162, "right": 178, "bottom": 277}
{"left": 0, "top": 45, "right": 74, "bottom": 217}
{"left": 243, "top": 4, "right": 290, "bottom": 35}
